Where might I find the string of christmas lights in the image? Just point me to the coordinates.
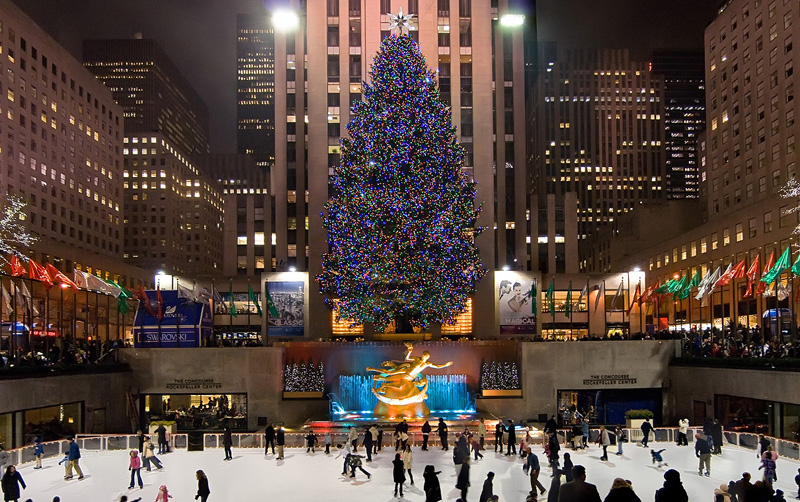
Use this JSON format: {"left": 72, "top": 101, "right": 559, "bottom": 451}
{"left": 317, "top": 34, "right": 485, "bottom": 332}
{"left": 283, "top": 360, "right": 326, "bottom": 392}
{"left": 480, "top": 361, "right": 520, "bottom": 390}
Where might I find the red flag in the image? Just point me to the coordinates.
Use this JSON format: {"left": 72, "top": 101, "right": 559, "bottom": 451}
{"left": 626, "top": 283, "right": 642, "bottom": 315}
{"left": 45, "top": 264, "right": 79, "bottom": 290}
{"left": 9, "top": 256, "right": 25, "bottom": 277}
{"left": 137, "top": 285, "right": 157, "bottom": 317}
{"left": 640, "top": 282, "right": 659, "bottom": 303}
{"left": 755, "top": 250, "right": 775, "bottom": 295}
{"left": 29, "top": 260, "right": 53, "bottom": 289}
{"left": 743, "top": 255, "right": 760, "bottom": 298}
{"left": 156, "top": 287, "right": 164, "bottom": 321}
{"left": 717, "top": 259, "right": 747, "bottom": 287}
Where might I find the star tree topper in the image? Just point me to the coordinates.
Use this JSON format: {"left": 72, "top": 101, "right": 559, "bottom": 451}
{"left": 389, "top": 8, "right": 415, "bottom": 35}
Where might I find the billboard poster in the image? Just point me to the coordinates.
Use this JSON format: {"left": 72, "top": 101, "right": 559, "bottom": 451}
{"left": 132, "top": 290, "right": 212, "bottom": 347}
{"left": 267, "top": 281, "right": 304, "bottom": 336}
{"left": 496, "top": 272, "right": 537, "bottom": 335}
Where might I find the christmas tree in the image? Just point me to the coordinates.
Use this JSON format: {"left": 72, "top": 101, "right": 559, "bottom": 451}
{"left": 318, "top": 33, "right": 485, "bottom": 331}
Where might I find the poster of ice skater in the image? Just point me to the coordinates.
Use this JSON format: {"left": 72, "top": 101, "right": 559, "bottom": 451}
{"left": 496, "top": 272, "right": 537, "bottom": 335}
{"left": 266, "top": 281, "right": 305, "bottom": 336}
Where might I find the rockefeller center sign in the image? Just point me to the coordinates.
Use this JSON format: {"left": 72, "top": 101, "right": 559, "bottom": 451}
{"left": 582, "top": 374, "right": 638, "bottom": 386}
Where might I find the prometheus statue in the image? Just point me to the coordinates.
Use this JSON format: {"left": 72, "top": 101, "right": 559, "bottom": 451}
{"left": 366, "top": 342, "right": 453, "bottom": 418}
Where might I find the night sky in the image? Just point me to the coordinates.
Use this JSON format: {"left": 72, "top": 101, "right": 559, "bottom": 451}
{"left": 14, "top": 0, "right": 718, "bottom": 153}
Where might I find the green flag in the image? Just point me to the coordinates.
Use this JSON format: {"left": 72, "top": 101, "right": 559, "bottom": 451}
{"left": 671, "top": 275, "right": 687, "bottom": 301}
{"left": 564, "top": 281, "right": 572, "bottom": 316}
{"left": 689, "top": 270, "right": 701, "bottom": 288}
{"left": 248, "top": 284, "right": 263, "bottom": 317}
{"left": 529, "top": 280, "right": 537, "bottom": 314}
{"left": 655, "top": 280, "right": 673, "bottom": 294}
{"left": 115, "top": 282, "right": 133, "bottom": 299}
{"left": 546, "top": 279, "right": 555, "bottom": 315}
{"left": 228, "top": 284, "right": 238, "bottom": 317}
{"left": 761, "top": 247, "right": 791, "bottom": 284}
{"left": 265, "top": 285, "right": 280, "bottom": 317}
{"left": 117, "top": 296, "right": 130, "bottom": 314}
{"left": 791, "top": 252, "right": 800, "bottom": 277}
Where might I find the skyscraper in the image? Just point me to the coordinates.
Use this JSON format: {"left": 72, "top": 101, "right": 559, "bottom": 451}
{"left": 268, "top": 0, "right": 536, "bottom": 337}
{"left": 237, "top": 14, "right": 275, "bottom": 172}
{"left": 651, "top": 50, "right": 706, "bottom": 200}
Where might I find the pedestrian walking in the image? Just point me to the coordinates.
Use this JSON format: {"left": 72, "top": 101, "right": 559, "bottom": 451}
{"left": 63, "top": 436, "right": 84, "bottom": 480}
{"left": 222, "top": 427, "right": 232, "bottom": 461}
{"left": 506, "top": 420, "right": 517, "bottom": 456}
{"left": 523, "top": 446, "right": 547, "bottom": 496}
{"left": 677, "top": 418, "right": 689, "bottom": 446}
{"left": 402, "top": 443, "right": 414, "bottom": 485}
{"left": 478, "top": 471, "right": 494, "bottom": 502}
{"left": 421, "top": 421, "right": 431, "bottom": 451}
{"left": 153, "top": 484, "right": 172, "bottom": 502}
{"left": 264, "top": 423, "right": 275, "bottom": 455}
{"left": 655, "top": 469, "right": 689, "bottom": 502}
{"left": 695, "top": 433, "right": 712, "bottom": 477}
{"left": 275, "top": 426, "right": 285, "bottom": 460}
{"left": 456, "top": 458, "right": 470, "bottom": 502}
{"left": 650, "top": 449, "right": 668, "bottom": 468}
{"left": 1, "top": 466, "right": 26, "bottom": 502}
{"left": 195, "top": 470, "right": 210, "bottom": 502}
{"left": 143, "top": 437, "right": 163, "bottom": 471}
{"left": 128, "top": 450, "right": 143, "bottom": 489}
{"left": 437, "top": 418, "right": 449, "bottom": 451}
{"left": 393, "top": 453, "right": 406, "bottom": 498}
{"left": 33, "top": 439, "right": 44, "bottom": 469}
{"left": 640, "top": 419, "right": 653, "bottom": 448}
{"left": 424, "top": 465, "right": 442, "bottom": 502}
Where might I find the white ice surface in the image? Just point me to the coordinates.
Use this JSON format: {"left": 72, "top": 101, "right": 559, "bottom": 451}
{"left": 13, "top": 441, "right": 800, "bottom": 502}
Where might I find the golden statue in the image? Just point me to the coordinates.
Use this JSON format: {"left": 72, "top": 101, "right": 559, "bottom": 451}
{"left": 366, "top": 343, "right": 453, "bottom": 418}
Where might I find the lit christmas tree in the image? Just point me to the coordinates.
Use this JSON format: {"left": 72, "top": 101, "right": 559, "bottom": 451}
{"left": 318, "top": 33, "right": 485, "bottom": 331}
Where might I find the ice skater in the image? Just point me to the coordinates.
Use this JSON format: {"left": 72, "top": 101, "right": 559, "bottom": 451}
{"left": 305, "top": 431, "right": 318, "bottom": 454}
{"left": 456, "top": 457, "right": 470, "bottom": 502}
{"left": 222, "top": 427, "right": 232, "bottom": 461}
{"left": 195, "top": 470, "right": 210, "bottom": 502}
{"left": 402, "top": 443, "right": 414, "bottom": 485}
{"left": 143, "top": 437, "right": 163, "bottom": 471}
{"left": 324, "top": 432, "right": 332, "bottom": 455}
{"left": 471, "top": 434, "right": 483, "bottom": 460}
{"left": 561, "top": 453, "right": 574, "bottom": 482}
{"left": 128, "top": 450, "right": 143, "bottom": 489}
{"left": 393, "top": 453, "right": 406, "bottom": 498}
{"left": 33, "top": 438, "right": 44, "bottom": 469}
{"left": 421, "top": 421, "right": 431, "bottom": 451}
{"left": 795, "top": 468, "right": 800, "bottom": 499}
{"left": 1, "top": 465, "right": 26, "bottom": 502}
{"left": 348, "top": 427, "right": 359, "bottom": 452}
{"left": 523, "top": 446, "right": 547, "bottom": 496}
{"left": 651, "top": 448, "right": 668, "bottom": 468}
{"left": 275, "top": 426, "right": 285, "bottom": 460}
{"left": 347, "top": 452, "right": 370, "bottom": 480}
{"left": 598, "top": 425, "right": 610, "bottom": 461}
{"left": 424, "top": 465, "right": 442, "bottom": 502}
{"left": 437, "top": 418, "right": 449, "bottom": 451}
{"left": 264, "top": 423, "right": 275, "bottom": 455}
{"left": 153, "top": 484, "right": 172, "bottom": 502}
{"left": 63, "top": 436, "right": 84, "bottom": 480}
{"left": 695, "top": 433, "right": 712, "bottom": 476}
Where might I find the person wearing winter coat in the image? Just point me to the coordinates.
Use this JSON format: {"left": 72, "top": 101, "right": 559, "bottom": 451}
{"left": 757, "top": 435, "right": 771, "bottom": 459}
{"left": 402, "top": 444, "right": 414, "bottom": 485}
{"left": 33, "top": 438, "right": 44, "bottom": 469}
{"left": 264, "top": 424, "right": 276, "bottom": 454}
{"left": 640, "top": 419, "right": 653, "bottom": 447}
{"left": 470, "top": 434, "right": 483, "bottom": 460}
{"left": 494, "top": 423, "right": 504, "bottom": 452}
{"left": 1, "top": 465, "right": 26, "bottom": 502}
{"left": 478, "top": 471, "right": 494, "bottom": 502}
{"left": 547, "top": 469, "right": 561, "bottom": 502}
{"left": 155, "top": 424, "right": 168, "bottom": 454}
{"left": 421, "top": 421, "right": 431, "bottom": 451}
{"left": 505, "top": 420, "right": 517, "bottom": 456}
{"left": 136, "top": 430, "right": 145, "bottom": 453}
{"left": 581, "top": 419, "right": 590, "bottom": 448}
{"left": 64, "top": 436, "right": 84, "bottom": 480}
{"left": 324, "top": 433, "right": 332, "bottom": 455}
{"left": 453, "top": 443, "right": 466, "bottom": 478}
{"left": 677, "top": 418, "right": 689, "bottom": 446}
{"left": 603, "top": 478, "right": 641, "bottom": 502}
{"left": 614, "top": 426, "right": 624, "bottom": 456}
{"left": 477, "top": 418, "right": 487, "bottom": 450}
{"left": 393, "top": 453, "right": 406, "bottom": 498}
{"left": 654, "top": 469, "right": 689, "bottom": 502}
{"left": 424, "top": 465, "right": 443, "bottom": 502}
{"left": 346, "top": 453, "right": 370, "bottom": 479}
{"left": 222, "top": 426, "right": 233, "bottom": 460}
{"left": 558, "top": 465, "right": 601, "bottom": 502}
{"left": 275, "top": 426, "right": 285, "bottom": 460}
{"left": 195, "top": 470, "right": 210, "bottom": 502}
{"left": 524, "top": 447, "right": 547, "bottom": 495}
{"left": 348, "top": 427, "right": 359, "bottom": 452}
{"left": 562, "top": 453, "right": 574, "bottom": 482}
{"left": 363, "top": 427, "right": 374, "bottom": 462}
{"left": 143, "top": 437, "right": 163, "bottom": 471}
{"left": 456, "top": 457, "right": 470, "bottom": 502}
{"left": 128, "top": 450, "right": 143, "bottom": 489}
{"left": 305, "top": 432, "right": 318, "bottom": 454}
{"left": 153, "top": 484, "right": 172, "bottom": 502}
{"left": 711, "top": 419, "right": 724, "bottom": 454}
{"left": 437, "top": 419, "right": 449, "bottom": 451}
{"left": 548, "top": 432, "right": 561, "bottom": 468}
{"left": 695, "top": 433, "right": 712, "bottom": 477}
{"left": 369, "top": 425, "right": 379, "bottom": 454}
{"left": 759, "top": 446, "right": 778, "bottom": 488}
{"left": 598, "top": 426, "right": 611, "bottom": 461}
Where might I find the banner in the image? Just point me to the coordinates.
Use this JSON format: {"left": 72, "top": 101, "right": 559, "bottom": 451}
{"left": 266, "top": 281, "right": 305, "bottom": 336}
{"left": 132, "top": 290, "right": 212, "bottom": 347}
{"left": 496, "top": 272, "right": 537, "bottom": 335}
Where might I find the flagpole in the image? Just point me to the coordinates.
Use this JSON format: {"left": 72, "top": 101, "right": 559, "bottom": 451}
{"left": 10, "top": 278, "right": 17, "bottom": 362}
{"left": 602, "top": 280, "right": 607, "bottom": 337}
{"left": 247, "top": 279, "right": 252, "bottom": 343}
{"left": 638, "top": 279, "right": 643, "bottom": 334}
{"left": 176, "top": 280, "right": 181, "bottom": 346}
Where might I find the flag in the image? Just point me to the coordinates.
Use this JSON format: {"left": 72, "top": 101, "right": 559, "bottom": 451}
{"left": 228, "top": 284, "right": 238, "bottom": 317}
{"left": 791, "top": 252, "right": 800, "bottom": 277}
{"left": 755, "top": 250, "right": 776, "bottom": 295}
{"left": 73, "top": 270, "right": 89, "bottom": 289}
{"left": 18, "top": 281, "right": 38, "bottom": 316}
{"left": 156, "top": 287, "right": 164, "bottom": 321}
{"left": 743, "top": 254, "right": 761, "bottom": 298}
{"left": 248, "top": 284, "right": 263, "bottom": 317}
{"left": 198, "top": 287, "right": 212, "bottom": 301}
{"left": 137, "top": 285, "right": 157, "bottom": 318}
{"left": 716, "top": 259, "right": 747, "bottom": 286}
{"left": 655, "top": 280, "right": 673, "bottom": 294}
{"left": 118, "top": 296, "right": 130, "bottom": 314}
{"left": 611, "top": 279, "right": 624, "bottom": 310}
{"left": 529, "top": 280, "right": 537, "bottom": 314}
{"left": 29, "top": 260, "right": 52, "bottom": 289}
{"left": 212, "top": 286, "right": 224, "bottom": 303}
{"left": 101, "top": 279, "right": 124, "bottom": 298}
{"left": 696, "top": 267, "right": 721, "bottom": 300}
{"left": 640, "top": 282, "right": 659, "bottom": 303}
{"left": 626, "top": 283, "right": 641, "bottom": 315}
{"left": 761, "top": 247, "right": 791, "bottom": 285}
{"left": 594, "top": 281, "right": 604, "bottom": 312}
{"left": 265, "top": 285, "right": 280, "bottom": 318}
{"left": 10, "top": 255, "right": 25, "bottom": 277}
{"left": 777, "top": 281, "right": 791, "bottom": 301}
{"left": 578, "top": 279, "right": 589, "bottom": 306}
{"left": 564, "top": 281, "right": 572, "bottom": 316}
{"left": 177, "top": 282, "right": 196, "bottom": 301}
{"left": 713, "top": 262, "right": 734, "bottom": 289}
{"left": 545, "top": 279, "right": 555, "bottom": 315}
{"left": 1, "top": 284, "right": 11, "bottom": 312}
{"left": 671, "top": 275, "right": 688, "bottom": 301}
{"left": 114, "top": 282, "right": 133, "bottom": 299}
{"left": 45, "top": 264, "right": 79, "bottom": 290}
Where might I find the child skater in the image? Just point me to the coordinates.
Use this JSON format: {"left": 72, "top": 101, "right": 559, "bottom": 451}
{"left": 153, "top": 485, "right": 172, "bottom": 502}
{"left": 650, "top": 448, "right": 668, "bottom": 468}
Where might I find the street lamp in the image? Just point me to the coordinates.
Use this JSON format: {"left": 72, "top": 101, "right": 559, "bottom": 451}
{"left": 272, "top": 9, "right": 300, "bottom": 31}
{"left": 499, "top": 14, "right": 525, "bottom": 27}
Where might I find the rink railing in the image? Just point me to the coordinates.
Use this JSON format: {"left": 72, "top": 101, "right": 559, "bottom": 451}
{"left": 4, "top": 427, "right": 798, "bottom": 466}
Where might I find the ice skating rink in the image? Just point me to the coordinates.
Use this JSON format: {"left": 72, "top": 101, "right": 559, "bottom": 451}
{"left": 16, "top": 441, "right": 800, "bottom": 501}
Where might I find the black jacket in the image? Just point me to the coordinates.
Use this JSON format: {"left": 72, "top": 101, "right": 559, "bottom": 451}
{"left": 654, "top": 482, "right": 688, "bottom": 502}
{"left": 364, "top": 430, "right": 373, "bottom": 444}
{"left": 603, "top": 487, "right": 642, "bottom": 502}
{"left": 506, "top": 423, "right": 516, "bottom": 442}
{"left": 223, "top": 429, "right": 232, "bottom": 447}
{"left": 1, "top": 471, "right": 26, "bottom": 501}
{"left": 196, "top": 476, "right": 211, "bottom": 497}
{"left": 424, "top": 471, "right": 442, "bottom": 502}
{"left": 456, "top": 462, "right": 470, "bottom": 490}
{"left": 421, "top": 422, "right": 431, "bottom": 434}
{"left": 478, "top": 478, "right": 493, "bottom": 502}
{"left": 392, "top": 458, "right": 406, "bottom": 483}
{"left": 695, "top": 437, "right": 711, "bottom": 456}
{"left": 276, "top": 429, "right": 285, "bottom": 445}
{"left": 265, "top": 425, "right": 275, "bottom": 441}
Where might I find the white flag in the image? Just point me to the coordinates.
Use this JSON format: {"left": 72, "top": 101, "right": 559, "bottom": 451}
{"left": 578, "top": 279, "right": 589, "bottom": 304}
{"left": 73, "top": 270, "right": 89, "bottom": 289}
{"left": 19, "top": 281, "right": 38, "bottom": 316}
{"left": 611, "top": 279, "right": 624, "bottom": 310}
{"left": 696, "top": 266, "right": 721, "bottom": 300}
{"left": 177, "top": 282, "right": 196, "bottom": 301}
{"left": 1, "top": 284, "right": 11, "bottom": 313}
